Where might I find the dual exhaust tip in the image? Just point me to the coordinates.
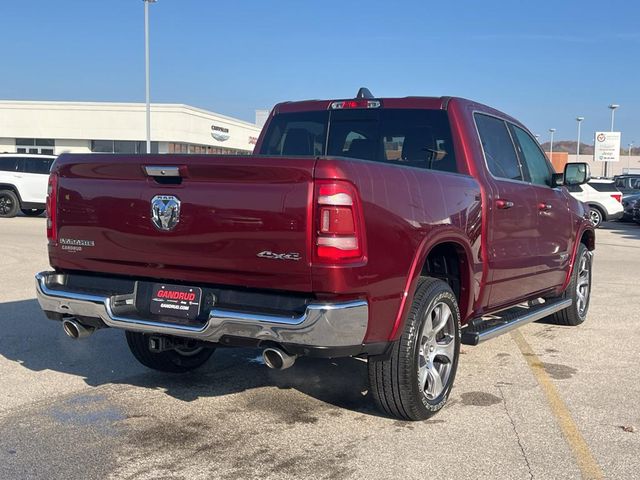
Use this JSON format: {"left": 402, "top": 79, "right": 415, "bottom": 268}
{"left": 262, "top": 347, "right": 297, "bottom": 370}
{"left": 62, "top": 320, "right": 297, "bottom": 370}
{"left": 62, "top": 319, "right": 94, "bottom": 339}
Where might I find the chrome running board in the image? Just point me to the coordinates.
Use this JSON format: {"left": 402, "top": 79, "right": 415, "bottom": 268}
{"left": 461, "top": 298, "right": 572, "bottom": 346}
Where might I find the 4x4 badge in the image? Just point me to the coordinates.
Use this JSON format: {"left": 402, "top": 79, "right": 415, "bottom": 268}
{"left": 257, "top": 251, "right": 301, "bottom": 261}
{"left": 151, "top": 195, "right": 181, "bottom": 231}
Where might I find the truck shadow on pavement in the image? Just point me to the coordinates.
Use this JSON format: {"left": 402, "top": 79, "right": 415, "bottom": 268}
{"left": 599, "top": 221, "right": 640, "bottom": 241}
{"left": 0, "top": 298, "right": 379, "bottom": 417}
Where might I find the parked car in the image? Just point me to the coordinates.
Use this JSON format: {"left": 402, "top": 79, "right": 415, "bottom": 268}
{"left": 0, "top": 153, "right": 57, "bottom": 218}
{"left": 621, "top": 193, "right": 640, "bottom": 222}
{"left": 633, "top": 198, "right": 640, "bottom": 224}
{"left": 35, "top": 90, "right": 595, "bottom": 421}
{"left": 614, "top": 174, "right": 640, "bottom": 195}
{"left": 566, "top": 179, "right": 623, "bottom": 227}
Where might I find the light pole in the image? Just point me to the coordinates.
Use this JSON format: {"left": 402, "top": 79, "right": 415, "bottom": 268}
{"left": 576, "top": 117, "right": 584, "bottom": 159}
{"left": 549, "top": 128, "right": 556, "bottom": 160}
{"left": 606, "top": 104, "right": 619, "bottom": 177}
{"left": 144, "top": 0, "right": 157, "bottom": 154}
{"left": 628, "top": 142, "right": 634, "bottom": 172}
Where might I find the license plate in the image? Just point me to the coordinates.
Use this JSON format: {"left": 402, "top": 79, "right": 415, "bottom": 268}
{"left": 150, "top": 283, "right": 202, "bottom": 320}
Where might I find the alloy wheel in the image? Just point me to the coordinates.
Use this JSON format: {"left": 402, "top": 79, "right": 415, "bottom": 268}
{"left": 0, "top": 195, "right": 13, "bottom": 216}
{"left": 417, "top": 301, "right": 456, "bottom": 400}
{"left": 576, "top": 250, "right": 591, "bottom": 317}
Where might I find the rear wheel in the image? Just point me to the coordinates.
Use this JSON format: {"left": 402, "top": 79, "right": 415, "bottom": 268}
{"left": 368, "top": 277, "right": 461, "bottom": 421}
{"left": 21, "top": 208, "right": 45, "bottom": 217}
{"left": 125, "top": 332, "right": 215, "bottom": 373}
{"left": 588, "top": 206, "right": 604, "bottom": 228}
{"left": 546, "top": 243, "right": 592, "bottom": 326}
{"left": 0, "top": 190, "right": 19, "bottom": 218}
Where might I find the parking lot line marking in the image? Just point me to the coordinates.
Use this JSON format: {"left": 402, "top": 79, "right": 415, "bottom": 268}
{"left": 511, "top": 330, "right": 604, "bottom": 480}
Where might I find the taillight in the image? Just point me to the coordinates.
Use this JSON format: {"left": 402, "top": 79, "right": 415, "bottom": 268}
{"left": 314, "top": 180, "right": 366, "bottom": 263}
{"left": 46, "top": 172, "right": 58, "bottom": 243}
{"left": 611, "top": 193, "right": 622, "bottom": 203}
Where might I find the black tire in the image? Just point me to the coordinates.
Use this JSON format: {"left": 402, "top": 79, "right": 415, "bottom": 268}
{"left": 125, "top": 332, "right": 215, "bottom": 373}
{"left": 546, "top": 243, "right": 592, "bottom": 326}
{"left": 588, "top": 206, "right": 604, "bottom": 228}
{"left": 368, "top": 277, "right": 461, "bottom": 421}
{"left": 0, "top": 190, "right": 19, "bottom": 218}
{"left": 21, "top": 208, "right": 45, "bottom": 217}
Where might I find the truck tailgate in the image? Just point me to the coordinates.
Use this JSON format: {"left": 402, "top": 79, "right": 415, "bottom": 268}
{"left": 50, "top": 154, "right": 315, "bottom": 292}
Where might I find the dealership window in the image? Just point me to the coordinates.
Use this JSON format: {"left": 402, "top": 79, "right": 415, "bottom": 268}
{"left": 16, "top": 138, "right": 55, "bottom": 155}
{"left": 91, "top": 140, "right": 158, "bottom": 154}
{"left": 168, "top": 142, "right": 250, "bottom": 155}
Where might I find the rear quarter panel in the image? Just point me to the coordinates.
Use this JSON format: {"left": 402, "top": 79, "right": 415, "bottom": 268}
{"left": 313, "top": 158, "right": 482, "bottom": 343}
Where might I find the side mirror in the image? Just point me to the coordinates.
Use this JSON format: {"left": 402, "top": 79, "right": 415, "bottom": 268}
{"left": 551, "top": 173, "right": 564, "bottom": 187}
{"left": 563, "top": 162, "right": 591, "bottom": 186}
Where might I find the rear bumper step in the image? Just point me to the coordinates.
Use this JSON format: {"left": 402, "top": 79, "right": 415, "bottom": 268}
{"left": 461, "top": 298, "right": 572, "bottom": 346}
{"left": 35, "top": 271, "right": 368, "bottom": 348}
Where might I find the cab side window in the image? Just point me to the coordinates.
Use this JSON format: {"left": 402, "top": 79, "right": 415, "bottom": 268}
{"left": 510, "top": 125, "right": 554, "bottom": 187}
{"left": 474, "top": 113, "right": 523, "bottom": 181}
{"left": 0, "top": 157, "right": 18, "bottom": 172}
{"left": 614, "top": 178, "right": 626, "bottom": 188}
{"left": 22, "top": 157, "right": 53, "bottom": 174}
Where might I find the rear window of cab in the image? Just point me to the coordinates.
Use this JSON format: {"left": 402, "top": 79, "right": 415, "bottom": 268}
{"left": 259, "top": 109, "right": 459, "bottom": 174}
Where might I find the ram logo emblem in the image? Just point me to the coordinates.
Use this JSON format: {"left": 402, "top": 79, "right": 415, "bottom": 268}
{"left": 151, "top": 195, "right": 181, "bottom": 231}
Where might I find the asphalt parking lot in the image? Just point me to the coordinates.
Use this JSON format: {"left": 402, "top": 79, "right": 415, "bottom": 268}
{"left": 0, "top": 217, "right": 638, "bottom": 480}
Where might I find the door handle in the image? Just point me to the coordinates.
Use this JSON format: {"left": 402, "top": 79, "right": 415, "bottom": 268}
{"left": 538, "top": 203, "right": 553, "bottom": 212}
{"left": 496, "top": 199, "right": 514, "bottom": 210}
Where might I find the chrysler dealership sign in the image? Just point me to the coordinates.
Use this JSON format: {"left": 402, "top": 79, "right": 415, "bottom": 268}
{"left": 594, "top": 131, "right": 621, "bottom": 162}
{"left": 211, "top": 124, "right": 230, "bottom": 142}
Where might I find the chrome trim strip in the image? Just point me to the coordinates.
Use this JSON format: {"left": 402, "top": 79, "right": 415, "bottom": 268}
{"left": 35, "top": 272, "right": 368, "bottom": 347}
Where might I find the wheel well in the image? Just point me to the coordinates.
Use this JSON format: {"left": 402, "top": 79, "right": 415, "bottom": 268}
{"left": 0, "top": 184, "right": 22, "bottom": 203}
{"left": 587, "top": 203, "right": 604, "bottom": 215}
{"left": 581, "top": 229, "right": 595, "bottom": 251}
{"left": 420, "top": 242, "right": 470, "bottom": 317}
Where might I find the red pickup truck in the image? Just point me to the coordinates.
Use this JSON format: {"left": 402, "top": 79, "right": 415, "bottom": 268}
{"left": 36, "top": 89, "right": 595, "bottom": 420}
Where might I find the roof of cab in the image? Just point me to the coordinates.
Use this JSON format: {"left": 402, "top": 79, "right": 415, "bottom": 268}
{"left": 274, "top": 96, "right": 450, "bottom": 114}
{"left": 270, "top": 89, "right": 526, "bottom": 131}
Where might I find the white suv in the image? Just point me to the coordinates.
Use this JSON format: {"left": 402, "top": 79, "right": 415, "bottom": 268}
{"left": 567, "top": 179, "right": 623, "bottom": 227}
{"left": 0, "top": 154, "right": 56, "bottom": 218}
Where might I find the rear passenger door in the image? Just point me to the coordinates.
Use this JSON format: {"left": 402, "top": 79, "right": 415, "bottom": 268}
{"left": 18, "top": 157, "right": 53, "bottom": 203}
{"left": 0, "top": 156, "right": 23, "bottom": 197}
{"left": 474, "top": 114, "right": 541, "bottom": 309}
{"left": 510, "top": 124, "right": 573, "bottom": 290}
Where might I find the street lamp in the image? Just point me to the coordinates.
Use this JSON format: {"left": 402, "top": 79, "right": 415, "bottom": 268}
{"left": 576, "top": 117, "right": 584, "bottom": 158}
{"left": 549, "top": 128, "right": 556, "bottom": 159}
{"left": 608, "top": 104, "right": 619, "bottom": 131}
{"left": 628, "top": 142, "right": 634, "bottom": 172}
{"left": 144, "top": 0, "right": 157, "bottom": 154}
{"left": 606, "top": 104, "right": 619, "bottom": 177}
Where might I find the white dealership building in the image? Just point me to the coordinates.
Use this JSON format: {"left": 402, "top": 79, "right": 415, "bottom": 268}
{"left": 0, "top": 100, "right": 264, "bottom": 156}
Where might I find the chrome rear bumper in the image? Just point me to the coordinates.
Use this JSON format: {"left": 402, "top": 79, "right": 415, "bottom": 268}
{"left": 35, "top": 271, "right": 368, "bottom": 348}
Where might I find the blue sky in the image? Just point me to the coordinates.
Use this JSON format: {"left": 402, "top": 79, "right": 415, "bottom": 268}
{"left": 1, "top": 0, "right": 638, "bottom": 145}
